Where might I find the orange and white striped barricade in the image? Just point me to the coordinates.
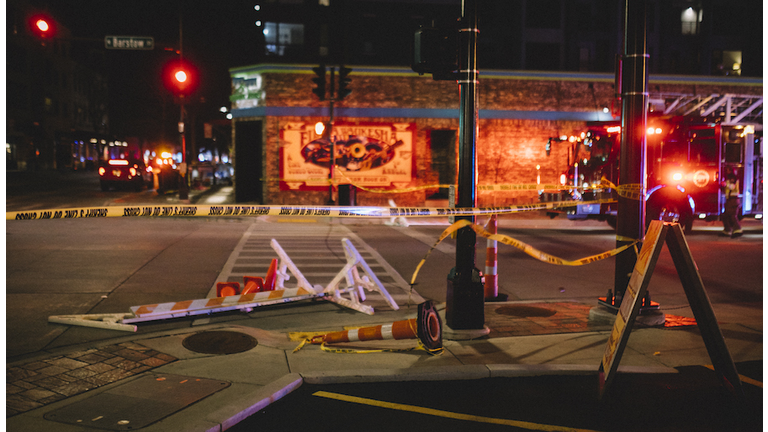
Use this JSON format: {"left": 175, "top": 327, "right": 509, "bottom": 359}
{"left": 123, "top": 287, "right": 324, "bottom": 323}
{"left": 48, "top": 238, "right": 398, "bottom": 331}
{"left": 296, "top": 300, "right": 443, "bottom": 355}
{"left": 323, "top": 238, "right": 399, "bottom": 315}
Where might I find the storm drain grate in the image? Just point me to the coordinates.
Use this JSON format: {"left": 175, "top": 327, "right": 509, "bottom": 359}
{"left": 44, "top": 374, "right": 230, "bottom": 431}
{"left": 182, "top": 331, "right": 257, "bottom": 355}
{"left": 495, "top": 305, "right": 557, "bottom": 318}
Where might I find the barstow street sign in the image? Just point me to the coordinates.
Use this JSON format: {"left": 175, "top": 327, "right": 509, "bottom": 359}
{"left": 104, "top": 36, "right": 154, "bottom": 50}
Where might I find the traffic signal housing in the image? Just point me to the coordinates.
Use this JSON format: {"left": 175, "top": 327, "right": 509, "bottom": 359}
{"left": 162, "top": 59, "right": 199, "bottom": 97}
{"left": 337, "top": 66, "right": 352, "bottom": 100}
{"left": 412, "top": 25, "right": 458, "bottom": 81}
{"left": 312, "top": 65, "right": 326, "bottom": 101}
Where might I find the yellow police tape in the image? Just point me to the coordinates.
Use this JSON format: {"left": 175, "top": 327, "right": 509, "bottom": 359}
{"left": 6, "top": 199, "right": 616, "bottom": 221}
{"left": 409, "top": 219, "right": 638, "bottom": 286}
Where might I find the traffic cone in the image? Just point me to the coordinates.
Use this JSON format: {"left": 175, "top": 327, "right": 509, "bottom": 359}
{"left": 241, "top": 277, "right": 264, "bottom": 295}
{"left": 241, "top": 258, "right": 279, "bottom": 295}
{"left": 216, "top": 282, "right": 240, "bottom": 297}
{"left": 301, "top": 300, "right": 443, "bottom": 355}
{"left": 263, "top": 258, "right": 278, "bottom": 291}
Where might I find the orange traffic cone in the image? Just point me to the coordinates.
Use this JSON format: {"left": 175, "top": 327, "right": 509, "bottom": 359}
{"left": 297, "top": 301, "right": 443, "bottom": 355}
{"left": 216, "top": 282, "right": 240, "bottom": 297}
{"left": 241, "top": 277, "right": 264, "bottom": 295}
{"left": 241, "top": 258, "right": 278, "bottom": 295}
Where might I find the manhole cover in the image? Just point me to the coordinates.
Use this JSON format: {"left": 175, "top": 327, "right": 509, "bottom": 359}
{"left": 496, "top": 305, "right": 557, "bottom": 318}
{"left": 182, "top": 331, "right": 257, "bottom": 354}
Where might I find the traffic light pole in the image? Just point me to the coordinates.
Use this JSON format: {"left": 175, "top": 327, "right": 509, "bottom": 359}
{"left": 179, "top": 96, "right": 189, "bottom": 200}
{"left": 177, "top": 14, "right": 189, "bottom": 201}
{"left": 445, "top": 0, "right": 485, "bottom": 332}
{"left": 328, "top": 67, "right": 336, "bottom": 205}
{"left": 610, "top": 0, "right": 648, "bottom": 306}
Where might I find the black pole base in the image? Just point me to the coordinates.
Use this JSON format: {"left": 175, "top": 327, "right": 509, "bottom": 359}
{"left": 597, "top": 296, "right": 660, "bottom": 315}
{"left": 445, "top": 267, "right": 485, "bottom": 330}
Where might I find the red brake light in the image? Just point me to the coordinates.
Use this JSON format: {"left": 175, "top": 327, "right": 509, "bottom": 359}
{"left": 98, "top": 167, "right": 106, "bottom": 176}
{"left": 109, "top": 160, "right": 129, "bottom": 166}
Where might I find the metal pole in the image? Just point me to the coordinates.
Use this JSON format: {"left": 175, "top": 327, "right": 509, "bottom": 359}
{"left": 328, "top": 67, "right": 336, "bottom": 204}
{"left": 613, "top": 0, "right": 648, "bottom": 300}
{"left": 178, "top": 12, "right": 189, "bottom": 200}
{"left": 446, "top": 0, "right": 483, "bottom": 330}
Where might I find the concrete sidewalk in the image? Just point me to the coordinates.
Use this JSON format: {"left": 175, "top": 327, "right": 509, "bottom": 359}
{"left": 7, "top": 295, "right": 762, "bottom": 431}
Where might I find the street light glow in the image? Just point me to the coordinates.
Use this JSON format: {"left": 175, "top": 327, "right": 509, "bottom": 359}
{"left": 175, "top": 70, "right": 187, "bottom": 83}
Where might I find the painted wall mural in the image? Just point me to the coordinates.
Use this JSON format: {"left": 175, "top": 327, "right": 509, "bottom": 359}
{"left": 280, "top": 121, "right": 414, "bottom": 190}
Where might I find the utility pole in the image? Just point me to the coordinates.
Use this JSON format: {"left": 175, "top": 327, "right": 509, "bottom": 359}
{"left": 445, "top": 0, "right": 485, "bottom": 332}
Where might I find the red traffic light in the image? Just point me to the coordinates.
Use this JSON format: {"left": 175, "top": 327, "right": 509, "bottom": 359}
{"left": 35, "top": 19, "right": 49, "bottom": 32}
{"left": 29, "top": 14, "right": 56, "bottom": 39}
{"left": 162, "top": 60, "right": 198, "bottom": 96}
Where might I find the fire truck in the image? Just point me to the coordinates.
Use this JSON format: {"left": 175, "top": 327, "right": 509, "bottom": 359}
{"left": 542, "top": 114, "right": 763, "bottom": 232}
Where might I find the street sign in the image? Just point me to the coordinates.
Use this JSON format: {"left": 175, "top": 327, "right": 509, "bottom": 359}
{"left": 104, "top": 36, "right": 154, "bottom": 50}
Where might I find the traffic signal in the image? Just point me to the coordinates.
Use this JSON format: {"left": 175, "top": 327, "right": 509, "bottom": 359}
{"left": 29, "top": 14, "right": 56, "bottom": 40}
{"left": 412, "top": 25, "right": 458, "bottom": 81}
{"left": 312, "top": 65, "right": 326, "bottom": 101}
{"left": 337, "top": 66, "right": 352, "bottom": 100}
{"left": 162, "top": 59, "right": 198, "bottom": 97}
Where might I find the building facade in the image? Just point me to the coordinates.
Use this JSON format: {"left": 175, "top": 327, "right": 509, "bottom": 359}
{"left": 229, "top": 63, "right": 762, "bottom": 207}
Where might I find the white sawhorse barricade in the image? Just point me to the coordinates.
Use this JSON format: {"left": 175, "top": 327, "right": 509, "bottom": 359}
{"left": 48, "top": 238, "right": 399, "bottom": 332}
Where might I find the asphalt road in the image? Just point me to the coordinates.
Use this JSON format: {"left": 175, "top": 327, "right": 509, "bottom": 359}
{"left": 5, "top": 170, "right": 763, "bottom": 361}
{"left": 231, "top": 362, "right": 763, "bottom": 432}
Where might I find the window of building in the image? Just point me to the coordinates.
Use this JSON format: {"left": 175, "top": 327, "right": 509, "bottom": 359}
{"left": 712, "top": 50, "right": 742, "bottom": 76}
{"left": 680, "top": 7, "right": 701, "bottom": 35}
{"left": 264, "top": 22, "right": 304, "bottom": 56}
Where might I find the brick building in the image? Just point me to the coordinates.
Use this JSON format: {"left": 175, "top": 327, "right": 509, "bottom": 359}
{"left": 229, "top": 63, "right": 762, "bottom": 206}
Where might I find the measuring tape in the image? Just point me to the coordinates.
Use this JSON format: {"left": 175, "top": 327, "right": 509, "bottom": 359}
{"left": 409, "top": 219, "right": 638, "bottom": 287}
{"left": 6, "top": 199, "right": 616, "bottom": 221}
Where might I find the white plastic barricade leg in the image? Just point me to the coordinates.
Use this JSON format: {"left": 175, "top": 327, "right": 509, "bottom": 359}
{"left": 323, "top": 238, "right": 399, "bottom": 315}
{"left": 48, "top": 313, "right": 137, "bottom": 332}
{"left": 270, "top": 238, "right": 322, "bottom": 293}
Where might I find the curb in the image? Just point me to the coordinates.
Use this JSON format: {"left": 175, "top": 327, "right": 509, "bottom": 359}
{"left": 214, "top": 363, "right": 681, "bottom": 428}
